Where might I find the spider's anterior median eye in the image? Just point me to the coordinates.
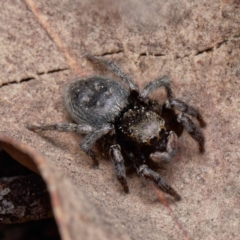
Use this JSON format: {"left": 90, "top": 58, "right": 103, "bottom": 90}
{"left": 150, "top": 136, "right": 159, "bottom": 145}
{"left": 159, "top": 128, "right": 165, "bottom": 139}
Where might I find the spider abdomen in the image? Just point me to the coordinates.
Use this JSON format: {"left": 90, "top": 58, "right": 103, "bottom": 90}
{"left": 64, "top": 76, "right": 129, "bottom": 127}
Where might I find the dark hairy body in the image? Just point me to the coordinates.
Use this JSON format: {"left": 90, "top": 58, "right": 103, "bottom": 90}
{"left": 28, "top": 55, "right": 206, "bottom": 201}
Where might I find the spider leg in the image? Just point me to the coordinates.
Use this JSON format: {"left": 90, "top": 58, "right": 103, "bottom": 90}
{"left": 27, "top": 123, "right": 113, "bottom": 167}
{"left": 140, "top": 76, "right": 173, "bottom": 99}
{"left": 109, "top": 144, "right": 129, "bottom": 193}
{"left": 27, "top": 123, "right": 93, "bottom": 134}
{"left": 177, "top": 113, "right": 205, "bottom": 153}
{"left": 137, "top": 164, "right": 181, "bottom": 201}
{"left": 86, "top": 54, "right": 138, "bottom": 92}
{"left": 165, "top": 98, "right": 206, "bottom": 127}
{"left": 80, "top": 125, "right": 113, "bottom": 167}
{"left": 150, "top": 131, "right": 178, "bottom": 163}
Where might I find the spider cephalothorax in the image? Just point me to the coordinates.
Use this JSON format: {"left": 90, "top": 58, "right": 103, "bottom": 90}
{"left": 28, "top": 55, "right": 206, "bottom": 201}
{"left": 120, "top": 107, "right": 166, "bottom": 145}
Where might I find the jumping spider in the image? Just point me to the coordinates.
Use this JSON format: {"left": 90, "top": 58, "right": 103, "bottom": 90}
{"left": 27, "top": 55, "right": 206, "bottom": 201}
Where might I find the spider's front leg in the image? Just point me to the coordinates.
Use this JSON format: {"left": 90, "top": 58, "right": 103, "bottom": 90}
{"left": 109, "top": 144, "right": 129, "bottom": 193}
{"left": 164, "top": 99, "right": 206, "bottom": 152}
{"left": 150, "top": 131, "right": 178, "bottom": 164}
{"left": 177, "top": 113, "right": 205, "bottom": 153}
{"left": 165, "top": 98, "right": 206, "bottom": 128}
{"left": 137, "top": 164, "right": 181, "bottom": 201}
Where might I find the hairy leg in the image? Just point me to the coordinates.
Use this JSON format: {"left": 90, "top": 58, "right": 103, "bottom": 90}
{"left": 80, "top": 125, "right": 113, "bottom": 167}
{"left": 150, "top": 131, "right": 178, "bottom": 163}
{"left": 109, "top": 144, "right": 129, "bottom": 193}
{"left": 165, "top": 98, "right": 206, "bottom": 127}
{"left": 137, "top": 164, "right": 181, "bottom": 201}
{"left": 177, "top": 113, "right": 205, "bottom": 153}
{"left": 86, "top": 54, "right": 138, "bottom": 92}
{"left": 27, "top": 122, "right": 113, "bottom": 167}
{"left": 27, "top": 123, "right": 93, "bottom": 134}
{"left": 139, "top": 75, "right": 206, "bottom": 127}
{"left": 140, "top": 76, "right": 174, "bottom": 99}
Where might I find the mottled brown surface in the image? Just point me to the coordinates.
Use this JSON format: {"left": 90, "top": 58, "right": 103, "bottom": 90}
{"left": 0, "top": 0, "right": 239, "bottom": 239}
{"left": 0, "top": 174, "right": 52, "bottom": 224}
{"left": 0, "top": 134, "right": 131, "bottom": 240}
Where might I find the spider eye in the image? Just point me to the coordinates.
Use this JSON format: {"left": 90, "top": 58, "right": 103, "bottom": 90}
{"left": 159, "top": 128, "right": 165, "bottom": 138}
{"left": 150, "top": 136, "right": 158, "bottom": 145}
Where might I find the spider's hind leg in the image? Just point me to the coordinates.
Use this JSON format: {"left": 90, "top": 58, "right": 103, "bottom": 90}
{"left": 86, "top": 54, "right": 138, "bottom": 92}
{"left": 27, "top": 123, "right": 93, "bottom": 133}
{"left": 27, "top": 123, "right": 113, "bottom": 167}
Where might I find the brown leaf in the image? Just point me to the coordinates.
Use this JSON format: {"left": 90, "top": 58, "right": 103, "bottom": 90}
{"left": 0, "top": 134, "right": 131, "bottom": 240}
{"left": 1, "top": 0, "right": 240, "bottom": 239}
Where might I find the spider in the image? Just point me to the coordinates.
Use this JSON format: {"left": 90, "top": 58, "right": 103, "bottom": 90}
{"left": 27, "top": 55, "right": 206, "bottom": 201}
